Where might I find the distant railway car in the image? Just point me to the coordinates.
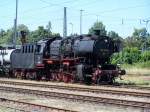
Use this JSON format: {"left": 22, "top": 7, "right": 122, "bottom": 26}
{"left": 0, "top": 47, "right": 15, "bottom": 76}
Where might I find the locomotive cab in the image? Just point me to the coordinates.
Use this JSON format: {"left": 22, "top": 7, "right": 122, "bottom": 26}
{"left": 35, "top": 44, "right": 44, "bottom": 67}
{"left": 35, "top": 37, "right": 60, "bottom": 68}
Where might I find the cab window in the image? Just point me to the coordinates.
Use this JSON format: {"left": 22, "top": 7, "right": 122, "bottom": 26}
{"left": 25, "top": 46, "right": 28, "bottom": 53}
{"left": 28, "top": 46, "right": 30, "bottom": 53}
{"left": 35, "top": 45, "right": 41, "bottom": 53}
{"left": 31, "top": 45, "right": 34, "bottom": 53}
{"left": 22, "top": 46, "right": 24, "bottom": 53}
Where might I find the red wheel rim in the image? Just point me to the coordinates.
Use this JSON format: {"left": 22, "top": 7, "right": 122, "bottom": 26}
{"left": 70, "top": 75, "right": 74, "bottom": 83}
{"left": 63, "top": 75, "right": 68, "bottom": 83}
{"left": 51, "top": 73, "right": 56, "bottom": 81}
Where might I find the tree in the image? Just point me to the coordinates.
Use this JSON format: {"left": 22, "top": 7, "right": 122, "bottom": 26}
{"left": 124, "top": 28, "right": 150, "bottom": 49}
{"left": 0, "top": 24, "right": 30, "bottom": 45}
{"left": 124, "top": 36, "right": 140, "bottom": 48}
{"left": 6, "top": 29, "right": 14, "bottom": 44}
{"left": 0, "top": 28, "right": 14, "bottom": 45}
{"left": 30, "top": 26, "right": 49, "bottom": 42}
{"left": 132, "top": 28, "right": 147, "bottom": 39}
{"left": 88, "top": 21, "right": 107, "bottom": 36}
{"left": 0, "top": 23, "right": 61, "bottom": 44}
{"left": 17, "top": 24, "right": 29, "bottom": 33}
{"left": 0, "top": 29, "right": 5, "bottom": 37}
{"left": 107, "top": 31, "right": 122, "bottom": 40}
{"left": 27, "top": 23, "right": 60, "bottom": 42}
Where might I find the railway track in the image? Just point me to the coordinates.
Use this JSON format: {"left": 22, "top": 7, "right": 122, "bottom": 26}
{"left": 106, "top": 84, "right": 150, "bottom": 91}
{"left": 0, "top": 80, "right": 149, "bottom": 98}
{"left": 0, "top": 85, "right": 149, "bottom": 110}
{"left": 0, "top": 97, "right": 77, "bottom": 112}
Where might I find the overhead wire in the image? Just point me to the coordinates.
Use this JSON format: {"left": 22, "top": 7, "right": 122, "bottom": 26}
{"left": 1, "top": 0, "right": 149, "bottom": 33}
{"left": 3, "top": 0, "right": 148, "bottom": 21}
{"left": 0, "top": 1, "right": 12, "bottom": 7}
{"left": 39, "top": 0, "right": 80, "bottom": 7}
{"left": 16, "top": 0, "right": 79, "bottom": 17}
{"left": 83, "top": 3, "right": 150, "bottom": 16}
{"left": 22, "top": 18, "right": 63, "bottom": 25}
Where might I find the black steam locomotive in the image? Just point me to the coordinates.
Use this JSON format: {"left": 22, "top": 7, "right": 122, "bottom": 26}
{"left": 4, "top": 33, "right": 125, "bottom": 84}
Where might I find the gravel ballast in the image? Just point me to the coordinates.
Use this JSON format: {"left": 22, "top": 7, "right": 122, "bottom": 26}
{"left": 0, "top": 90, "right": 148, "bottom": 112}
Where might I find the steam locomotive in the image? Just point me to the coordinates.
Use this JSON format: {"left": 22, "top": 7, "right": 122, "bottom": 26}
{"left": 0, "top": 33, "right": 125, "bottom": 84}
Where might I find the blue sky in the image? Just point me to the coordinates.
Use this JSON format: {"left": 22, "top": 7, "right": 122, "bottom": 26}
{"left": 0, "top": 0, "right": 150, "bottom": 38}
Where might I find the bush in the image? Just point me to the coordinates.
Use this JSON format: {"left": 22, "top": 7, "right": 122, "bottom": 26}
{"left": 122, "top": 47, "right": 141, "bottom": 64}
{"left": 111, "top": 53, "right": 122, "bottom": 64}
{"left": 111, "top": 47, "right": 141, "bottom": 64}
{"left": 140, "top": 51, "right": 150, "bottom": 62}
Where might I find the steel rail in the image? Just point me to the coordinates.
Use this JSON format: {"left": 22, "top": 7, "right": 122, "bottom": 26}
{"left": 0, "top": 97, "right": 77, "bottom": 112}
{"left": 0, "top": 80, "right": 149, "bottom": 98}
{"left": 0, "top": 86, "right": 149, "bottom": 109}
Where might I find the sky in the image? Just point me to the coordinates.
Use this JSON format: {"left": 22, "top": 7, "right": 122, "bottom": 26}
{"left": 0, "top": 0, "right": 150, "bottom": 38}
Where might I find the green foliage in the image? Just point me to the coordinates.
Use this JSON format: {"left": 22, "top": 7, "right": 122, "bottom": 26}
{"left": 132, "top": 28, "right": 147, "bottom": 38}
{"left": 124, "top": 36, "right": 141, "bottom": 48}
{"left": 0, "top": 29, "right": 5, "bottom": 37}
{"left": 108, "top": 31, "right": 121, "bottom": 40}
{"left": 111, "top": 47, "right": 141, "bottom": 64}
{"left": 140, "top": 51, "right": 150, "bottom": 62}
{"left": 17, "top": 24, "right": 29, "bottom": 33}
{"left": 121, "top": 61, "right": 150, "bottom": 69}
{"left": 124, "top": 28, "right": 150, "bottom": 49}
{"left": 0, "top": 21, "right": 60, "bottom": 45}
{"left": 111, "top": 47, "right": 150, "bottom": 68}
{"left": 0, "top": 24, "right": 31, "bottom": 45}
{"left": 111, "top": 53, "right": 122, "bottom": 64}
{"left": 88, "top": 21, "right": 107, "bottom": 36}
{"left": 29, "top": 26, "right": 49, "bottom": 42}
{"left": 123, "top": 47, "right": 141, "bottom": 64}
{"left": 0, "top": 29, "right": 14, "bottom": 45}
{"left": 107, "top": 31, "right": 124, "bottom": 48}
{"left": 110, "top": 27, "right": 150, "bottom": 68}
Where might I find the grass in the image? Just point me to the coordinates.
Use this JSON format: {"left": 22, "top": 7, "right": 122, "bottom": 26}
{"left": 116, "top": 67, "right": 150, "bottom": 86}
{"left": 121, "top": 61, "right": 150, "bottom": 69}
{"left": 116, "top": 75, "right": 150, "bottom": 86}
{"left": 115, "top": 62, "right": 150, "bottom": 86}
{"left": 121, "top": 62, "right": 150, "bottom": 75}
